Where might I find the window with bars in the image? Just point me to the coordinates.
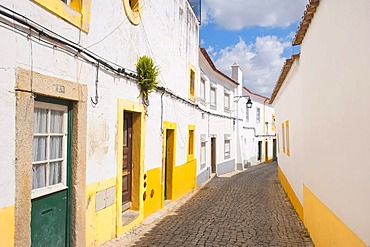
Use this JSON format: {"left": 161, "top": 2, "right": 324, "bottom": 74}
{"left": 32, "top": 101, "right": 68, "bottom": 198}
{"left": 200, "top": 78, "right": 206, "bottom": 101}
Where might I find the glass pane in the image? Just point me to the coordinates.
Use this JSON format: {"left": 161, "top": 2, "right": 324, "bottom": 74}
{"left": 123, "top": 119, "right": 128, "bottom": 147}
{"left": 32, "top": 164, "right": 46, "bottom": 189}
{"left": 50, "top": 136, "right": 63, "bottom": 159}
{"left": 50, "top": 110, "right": 64, "bottom": 133}
{"left": 33, "top": 137, "right": 47, "bottom": 162}
{"left": 34, "top": 108, "right": 47, "bottom": 133}
{"left": 49, "top": 162, "right": 62, "bottom": 185}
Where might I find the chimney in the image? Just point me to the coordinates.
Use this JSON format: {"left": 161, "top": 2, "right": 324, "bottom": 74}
{"left": 231, "top": 63, "right": 243, "bottom": 85}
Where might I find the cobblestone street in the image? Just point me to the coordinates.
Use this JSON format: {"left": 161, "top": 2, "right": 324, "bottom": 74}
{"left": 104, "top": 162, "right": 313, "bottom": 246}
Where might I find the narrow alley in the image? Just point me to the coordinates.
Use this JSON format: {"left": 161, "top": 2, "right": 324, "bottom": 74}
{"left": 104, "top": 163, "right": 313, "bottom": 246}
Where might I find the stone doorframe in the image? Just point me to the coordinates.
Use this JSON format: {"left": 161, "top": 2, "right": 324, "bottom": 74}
{"left": 14, "top": 67, "right": 87, "bottom": 247}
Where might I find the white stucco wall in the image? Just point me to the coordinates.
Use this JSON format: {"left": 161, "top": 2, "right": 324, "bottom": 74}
{"left": 0, "top": 26, "right": 17, "bottom": 208}
{"left": 273, "top": 0, "right": 370, "bottom": 243}
{"left": 273, "top": 58, "right": 304, "bottom": 204}
{"left": 198, "top": 54, "right": 237, "bottom": 176}
{"left": 0, "top": 0, "right": 200, "bottom": 189}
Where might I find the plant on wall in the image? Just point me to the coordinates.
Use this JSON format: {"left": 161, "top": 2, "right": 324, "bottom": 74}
{"left": 136, "top": 55, "right": 159, "bottom": 106}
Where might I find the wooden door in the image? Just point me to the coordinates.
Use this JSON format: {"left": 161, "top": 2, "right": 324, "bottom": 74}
{"left": 31, "top": 100, "right": 71, "bottom": 247}
{"left": 211, "top": 137, "right": 216, "bottom": 173}
{"left": 265, "top": 140, "right": 268, "bottom": 162}
{"left": 122, "top": 112, "right": 133, "bottom": 210}
{"left": 273, "top": 139, "right": 277, "bottom": 161}
{"left": 164, "top": 129, "right": 174, "bottom": 200}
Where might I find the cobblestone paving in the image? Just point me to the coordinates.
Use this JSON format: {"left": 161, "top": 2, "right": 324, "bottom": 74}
{"left": 103, "top": 162, "right": 313, "bottom": 246}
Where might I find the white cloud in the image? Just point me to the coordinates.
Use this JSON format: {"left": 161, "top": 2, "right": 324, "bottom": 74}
{"left": 212, "top": 36, "right": 290, "bottom": 97}
{"left": 203, "top": 0, "right": 308, "bottom": 30}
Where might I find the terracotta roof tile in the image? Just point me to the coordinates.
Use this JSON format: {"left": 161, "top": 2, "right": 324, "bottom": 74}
{"left": 200, "top": 48, "right": 239, "bottom": 86}
{"left": 293, "top": 0, "right": 320, "bottom": 46}
{"left": 269, "top": 54, "right": 300, "bottom": 104}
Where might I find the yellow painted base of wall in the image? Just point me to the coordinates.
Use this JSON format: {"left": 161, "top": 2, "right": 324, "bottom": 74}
{"left": 86, "top": 177, "right": 117, "bottom": 247}
{"left": 144, "top": 168, "right": 163, "bottom": 218}
{"left": 278, "top": 166, "right": 304, "bottom": 221}
{"left": 172, "top": 159, "right": 197, "bottom": 200}
{"left": 303, "top": 186, "right": 366, "bottom": 247}
{"left": 0, "top": 205, "right": 14, "bottom": 247}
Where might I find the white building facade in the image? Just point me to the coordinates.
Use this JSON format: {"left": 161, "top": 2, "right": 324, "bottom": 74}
{"left": 197, "top": 48, "right": 239, "bottom": 184}
{"left": 271, "top": 0, "right": 370, "bottom": 246}
{"left": 0, "top": 0, "right": 202, "bottom": 246}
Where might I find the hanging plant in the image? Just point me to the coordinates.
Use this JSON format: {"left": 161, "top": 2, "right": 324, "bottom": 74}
{"left": 136, "top": 55, "right": 159, "bottom": 106}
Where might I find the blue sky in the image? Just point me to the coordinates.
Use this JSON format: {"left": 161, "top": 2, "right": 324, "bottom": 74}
{"left": 199, "top": 0, "right": 308, "bottom": 97}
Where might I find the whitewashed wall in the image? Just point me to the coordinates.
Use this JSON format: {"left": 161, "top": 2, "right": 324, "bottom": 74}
{"left": 273, "top": 0, "right": 370, "bottom": 244}
{"left": 0, "top": 0, "right": 200, "bottom": 187}
{"left": 198, "top": 53, "right": 237, "bottom": 177}
{"left": 273, "top": 58, "right": 304, "bottom": 203}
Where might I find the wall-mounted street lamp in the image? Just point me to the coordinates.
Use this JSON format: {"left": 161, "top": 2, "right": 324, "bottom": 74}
{"left": 234, "top": 95, "right": 253, "bottom": 108}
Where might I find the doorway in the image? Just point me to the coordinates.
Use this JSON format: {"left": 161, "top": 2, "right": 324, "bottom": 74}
{"left": 164, "top": 129, "right": 175, "bottom": 200}
{"left": 31, "top": 100, "right": 72, "bottom": 247}
{"left": 211, "top": 137, "right": 216, "bottom": 173}
{"left": 264, "top": 140, "right": 268, "bottom": 162}
{"left": 273, "top": 139, "right": 277, "bottom": 161}
{"left": 258, "top": 141, "right": 262, "bottom": 161}
{"left": 122, "top": 112, "right": 133, "bottom": 211}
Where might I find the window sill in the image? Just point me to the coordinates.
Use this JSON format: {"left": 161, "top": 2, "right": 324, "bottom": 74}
{"left": 31, "top": 183, "right": 68, "bottom": 199}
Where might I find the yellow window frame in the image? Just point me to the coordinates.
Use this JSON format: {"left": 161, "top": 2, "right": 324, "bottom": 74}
{"left": 188, "top": 64, "right": 196, "bottom": 102}
{"left": 187, "top": 125, "right": 195, "bottom": 161}
{"left": 32, "top": 0, "right": 92, "bottom": 32}
{"left": 282, "top": 122, "right": 285, "bottom": 154}
{"left": 285, "top": 120, "right": 290, "bottom": 157}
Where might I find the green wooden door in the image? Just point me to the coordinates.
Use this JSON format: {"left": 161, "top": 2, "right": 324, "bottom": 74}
{"left": 31, "top": 99, "right": 72, "bottom": 247}
{"left": 31, "top": 190, "right": 68, "bottom": 247}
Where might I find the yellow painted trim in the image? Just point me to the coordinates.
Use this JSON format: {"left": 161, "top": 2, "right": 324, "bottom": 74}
{"left": 187, "top": 124, "right": 196, "bottom": 161}
{"left": 263, "top": 139, "right": 268, "bottom": 162}
{"left": 282, "top": 123, "right": 286, "bottom": 154}
{"left": 86, "top": 177, "right": 117, "bottom": 246}
{"left": 303, "top": 185, "right": 366, "bottom": 247}
{"left": 143, "top": 168, "right": 162, "bottom": 218}
{"left": 162, "top": 121, "right": 177, "bottom": 204}
{"left": 188, "top": 63, "right": 196, "bottom": 102}
{"left": 116, "top": 99, "right": 146, "bottom": 236}
{"left": 0, "top": 205, "right": 14, "bottom": 246}
{"left": 172, "top": 159, "right": 197, "bottom": 200}
{"left": 278, "top": 166, "right": 304, "bottom": 221}
{"left": 122, "top": 0, "right": 143, "bottom": 25}
{"left": 32, "top": 0, "right": 91, "bottom": 32}
{"left": 285, "top": 120, "right": 290, "bottom": 157}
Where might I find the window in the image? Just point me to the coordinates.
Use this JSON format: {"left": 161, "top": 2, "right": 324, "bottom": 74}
{"left": 210, "top": 86, "right": 216, "bottom": 108}
{"left": 33, "top": 0, "right": 91, "bottom": 31}
{"left": 188, "top": 125, "right": 195, "bottom": 161}
{"left": 282, "top": 123, "right": 286, "bottom": 153}
{"left": 200, "top": 78, "right": 206, "bottom": 102}
{"left": 246, "top": 105, "right": 249, "bottom": 122}
{"left": 256, "top": 107, "right": 261, "bottom": 123}
{"left": 32, "top": 102, "right": 68, "bottom": 198}
{"left": 224, "top": 91, "right": 230, "bottom": 111}
{"left": 224, "top": 140, "right": 230, "bottom": 159}
{"left": 272, "top": 114, "right": 276, "bottom": 131}
{"left": 189, "top": 68, "right": 196, "bottom": 101}
{"left": 224, "top": 135, "right": 231, "bottom": 159}
{"left": 123, "top": 0, "right": 143, "bottom": 25}
{"left": 200, "top": 141, "right": 206, "bottom": 169}
{"left": 286, "top": 120, "right": 290, "bottom": 156}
